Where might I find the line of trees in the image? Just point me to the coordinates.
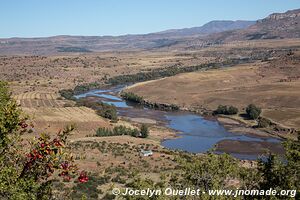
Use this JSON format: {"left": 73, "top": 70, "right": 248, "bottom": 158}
{"left": 107, "top": 58, "right": 250, "bottom": 85}
{"left": 95, "top": 124, "right": 149, "bottom": 138}
{"left": 120, "top": 92, "right": 144, "bottom": 104}
{"left": 213, "top": 104, "right": 262, "bottom": 120}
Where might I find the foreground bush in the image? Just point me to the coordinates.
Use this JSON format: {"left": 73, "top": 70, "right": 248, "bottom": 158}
{"left": 0, "top": 81, "right": 87, "bottom": 199}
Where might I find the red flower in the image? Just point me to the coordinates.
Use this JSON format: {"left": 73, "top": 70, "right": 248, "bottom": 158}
{"left": 40, "top": 143, "right": 45, "bottom": 148}
{"left": 21, "top": 123, "right": 28, "bottom": 129}
{"left": 78, "top": 171, "right": 88, "bottom": 183}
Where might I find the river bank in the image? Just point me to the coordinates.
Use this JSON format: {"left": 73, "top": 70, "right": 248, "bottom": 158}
{"left": 72, "top": 85, "right": 285, "bottom": 160}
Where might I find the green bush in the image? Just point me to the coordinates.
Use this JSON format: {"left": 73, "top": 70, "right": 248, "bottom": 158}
{"left": 121, "top": 92, "right": 144, "bottom": 104}
{"left": 58, "top": 89, "right": 76, "bottom": 100}
{"left": 95, "top": 126, "right": 140, "bottom": 137}
{"left": 246, "top": 104, "right": 261, "bottom": 119}
{"left": 76, "top": 99, "right": 118, "bottom": 121}
{"left": 214, "top": 105, "right": 238, "bottom": 115}
{"left": 0, "top": 81, "right": 81, "bottom": 199}
{"left": 59, "top": 82, "right": 102, "bottom": 100}
{"left": 140, "top": 124, "right": 149, "bottom": 138}
{"left": 257, "top": 117, "right": 272, "bottom": 128}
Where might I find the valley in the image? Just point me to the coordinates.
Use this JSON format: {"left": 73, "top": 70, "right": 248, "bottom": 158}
{"left": 0, "top": 7, "right": 299, "bottom": 199}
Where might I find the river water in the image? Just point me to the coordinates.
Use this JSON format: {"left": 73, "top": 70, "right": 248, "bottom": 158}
{"left": 75, "top": 85, "right": 282, "bottom": 160}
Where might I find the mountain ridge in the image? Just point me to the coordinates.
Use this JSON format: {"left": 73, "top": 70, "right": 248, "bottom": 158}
{"left": 0, "top": 8, "right": 299, "bottom": 55}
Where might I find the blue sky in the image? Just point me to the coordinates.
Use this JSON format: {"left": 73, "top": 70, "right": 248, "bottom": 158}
{"left": 0, "top": 0, "right": 299, "bottom": 38}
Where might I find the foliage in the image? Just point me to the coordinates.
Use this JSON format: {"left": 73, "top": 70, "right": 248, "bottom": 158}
{"left": 246, "top": 104, "right": 261, "bottom": 120}
{"left": 257, "top": 117, "right": 273, "bottom": 128}
{"left": 121, "top": 92, "right": 144, "bottom": 104}
{"left": 71, "top": 174, "right": 109, "bottom": 199}
{"left": 95, "top": 125, "right": 140, "bottom": 137}
{"left": 59, "top": 89, "right": 76, "bottom": 101}
{"left": 76, "top": 99, "right": 118, "bottom": 121}
{"left": 73, "top": 82, "right": 101, "bottom": 95}
{"left": 59, "top": 82, "right": 102, "bottom": 100}
{"left": 257, "top": 133, "right": 300, "bottom": 199}
{"left": 96, "top": 103, "right": 117, "bottom": 121}
{"left": 140, "top": 124, "right": 149, "bottom": 138}
{"left": 180, "top": 153, "right": 239, "bottom": 192}
{"left": 107, "top": 58, "right": 249, "bottom": 85}
{"left": 0, "top": 81, "right": 87, "bottom": 199}
{"left": 214, "top": 105, "right": 239, "bottom": 115}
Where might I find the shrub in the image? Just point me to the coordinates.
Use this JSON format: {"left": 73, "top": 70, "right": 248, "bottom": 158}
{"left": 257, "top": 117, "right": 272, "bottom": 128}
{"left": 246, "top": 104, "right": 261, "bottom": 119}
{"left": 140, "top": 124, "right": 149, "bottom": 138}
{"left": 0, "top": 81, "right": 87, "bottom": 199}
{"left": 121, "top": 92, "right": 144, "bottom": 104}
{"left": 214, "top": 105, "right": 238, "bottom": 115}
{"left": 58, "top": 89, "right": 76, "bottom": 100}
{"left": 76, "top": 99, "right": 118, "bottom": 121}
{"left": 96, "top": 104, "right": 117, "bottom": 121}
{"left": 227, "top": 106, "right": 239, "bottom": 115}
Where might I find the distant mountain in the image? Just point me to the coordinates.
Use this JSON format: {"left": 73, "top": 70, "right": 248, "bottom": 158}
{"left": 0, "top": 20, "right": 255, "bottom": 55}
{"left": 0, "top": 9, "right": 299, "bottom": 55}
{"left": 206, "top": 9, "right": 300, "bottom": 42}
{"left": 156, "top": 20, "right": 255, "bottom": 37}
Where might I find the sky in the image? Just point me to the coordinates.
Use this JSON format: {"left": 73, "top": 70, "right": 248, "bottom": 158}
{"left": 0, "top": 0, "right": 299, "bottom": 38}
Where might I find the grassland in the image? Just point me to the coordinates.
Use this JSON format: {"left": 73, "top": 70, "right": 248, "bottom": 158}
{"left": 126, "top": 49, "right": 300, "bottom": 132}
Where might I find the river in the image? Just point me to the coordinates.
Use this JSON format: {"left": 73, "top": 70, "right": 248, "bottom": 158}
{"left": 75, "top": 85, "right": 283, "bottom": 160}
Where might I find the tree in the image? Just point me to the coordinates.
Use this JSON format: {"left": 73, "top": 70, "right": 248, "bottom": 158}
{"left": 140, "top": 124, "right": 149, "bottom": 138}
{"left": 246, "top": 104, "right": 261, "bottom": 120}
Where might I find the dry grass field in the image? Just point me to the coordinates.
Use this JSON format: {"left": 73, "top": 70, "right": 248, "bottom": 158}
{"left": 2, "top": 51, "right": 212, "bottom": 95}
{"left": 126, "top": 50, "right": 300, "bottom": 129}
{"left": 13, "top": 91, "right": 111, "bottom": 139}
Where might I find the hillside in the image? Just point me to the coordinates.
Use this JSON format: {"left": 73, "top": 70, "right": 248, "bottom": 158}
{"left": 207, "top": 9, "right": 300, "bottom": 43}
